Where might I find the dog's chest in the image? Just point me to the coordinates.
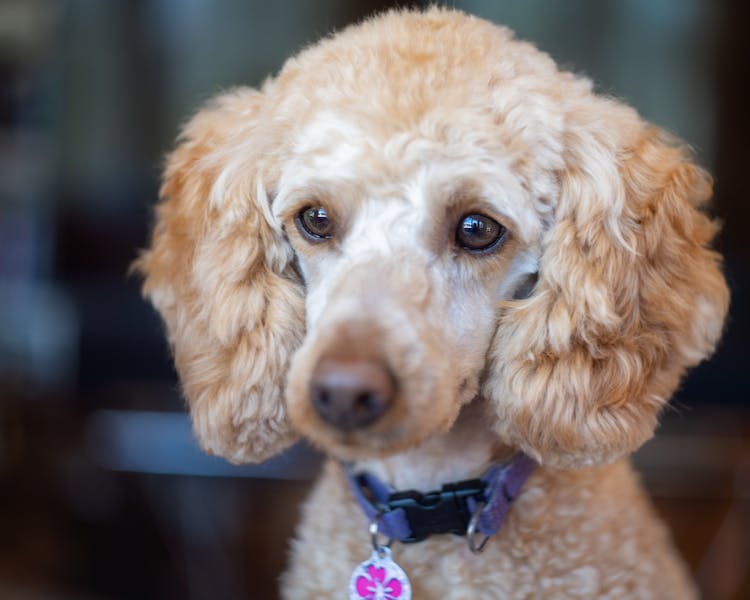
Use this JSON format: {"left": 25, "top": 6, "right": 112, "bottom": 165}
{"left": 281, "top": 460, "right": 697, "bottom": 599}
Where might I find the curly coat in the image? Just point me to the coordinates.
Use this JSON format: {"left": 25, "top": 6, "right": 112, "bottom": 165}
{"left": 136, "top": 8, "right": 728, "bottom": 598}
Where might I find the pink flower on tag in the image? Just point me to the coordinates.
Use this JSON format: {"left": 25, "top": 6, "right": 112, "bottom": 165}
{"left": 354, "top": 564, "right": 403, "bottom": 599}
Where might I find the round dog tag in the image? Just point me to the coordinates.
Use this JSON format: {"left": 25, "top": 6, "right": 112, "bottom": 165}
{"left": 348, "top": 546, "right": 412, "bottom": 600}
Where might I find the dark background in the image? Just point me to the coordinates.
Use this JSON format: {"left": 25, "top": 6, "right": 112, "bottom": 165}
{"left": 1, "top": 1, "right": 748, "bottom": 598}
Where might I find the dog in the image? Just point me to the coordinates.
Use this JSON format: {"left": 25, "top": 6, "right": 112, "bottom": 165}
{"left": 136, "top": 8, "right": 729, "bottom": 598}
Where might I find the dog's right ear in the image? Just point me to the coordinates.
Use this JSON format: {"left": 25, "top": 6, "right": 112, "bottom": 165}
{"left": 134, "top": 89, "right": 305, "bottom": 463}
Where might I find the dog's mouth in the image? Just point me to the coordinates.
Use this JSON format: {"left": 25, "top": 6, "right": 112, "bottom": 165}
{"left": 310, "top": 424, "right": 414, "bottom": 460}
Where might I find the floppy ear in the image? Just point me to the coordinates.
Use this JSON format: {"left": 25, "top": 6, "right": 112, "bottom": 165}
{"left": 489, "top": 95, "right": 729, "bottom": 469}
{"left": 134, "top": 89, "right": 305, "bottom": 463}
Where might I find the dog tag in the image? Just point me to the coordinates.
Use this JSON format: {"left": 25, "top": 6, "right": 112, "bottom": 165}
{"left": 349, "top": 546, "right": 412, "bottom": 600}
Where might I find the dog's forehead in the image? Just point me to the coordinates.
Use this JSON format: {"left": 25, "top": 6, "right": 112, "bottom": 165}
{"left": 276, "top": 109, "right": 551, "bottom": 243}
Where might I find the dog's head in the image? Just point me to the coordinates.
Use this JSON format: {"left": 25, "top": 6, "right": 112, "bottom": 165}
{"left": 136, "top": 9, "right": 728, "bottom": 469}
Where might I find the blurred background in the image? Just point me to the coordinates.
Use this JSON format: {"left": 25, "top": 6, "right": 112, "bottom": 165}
{"left": 0, "top": 0, "right": 748, "bottom": 598}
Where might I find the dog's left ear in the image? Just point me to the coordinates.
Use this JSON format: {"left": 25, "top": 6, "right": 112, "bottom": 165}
{"left": 488, "top": 94, "right": 729, "bottom": 469}
{"left": 134, "top": 89, "right": 305, "bottom": 463}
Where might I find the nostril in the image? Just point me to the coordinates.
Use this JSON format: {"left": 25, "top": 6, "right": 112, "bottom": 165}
{"left": 354, "top": 392, "right": 381, "bottom": 420}
{"left": 355, "top": 392, "right": 376, "bottom": 411}
{"left": 315, "top": 389, "right": 330, "bottom": 406}
{"left": 309, "top": 358, "right": 395, "bottom": 432}
{"left": 311, "top": 386, "right": 332, "bottom": 419}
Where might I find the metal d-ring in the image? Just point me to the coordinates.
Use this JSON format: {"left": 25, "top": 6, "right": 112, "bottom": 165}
{"left": 369, "top": 515, "right": 393, "bottom": 556}
{"left": 466, "top": 501, "right": 491, "bottom": 554}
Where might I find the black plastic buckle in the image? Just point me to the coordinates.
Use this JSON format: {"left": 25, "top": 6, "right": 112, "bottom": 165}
{"left": 386, "top": 478, "right": 486, "bottom": 543}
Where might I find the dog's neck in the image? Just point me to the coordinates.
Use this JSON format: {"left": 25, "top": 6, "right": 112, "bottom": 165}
{"left": 352, "top": 400, "right": 513, "bottom": 491}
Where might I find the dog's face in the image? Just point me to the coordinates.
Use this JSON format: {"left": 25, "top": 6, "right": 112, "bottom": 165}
{"left": 137, "top": 9, "right": 728, "bottom": 468}
{"left": 275, "top": 107, "right": 550, "bottom": 458}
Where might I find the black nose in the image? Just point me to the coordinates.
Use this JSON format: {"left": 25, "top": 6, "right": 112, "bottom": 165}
{"left": 310, "top": 358, "right": 395, "bottom": 432}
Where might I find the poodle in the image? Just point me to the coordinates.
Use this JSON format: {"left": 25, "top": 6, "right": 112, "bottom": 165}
{"left": 136, "top": 8, "right": 729, "bottom": 599}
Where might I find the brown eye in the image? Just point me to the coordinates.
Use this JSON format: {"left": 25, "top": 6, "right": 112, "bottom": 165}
{"left": 296, "top": 206, "right": 334, "bottom": 240}
{"left": 456, "top": 213, "right": 506, "bottom": 252}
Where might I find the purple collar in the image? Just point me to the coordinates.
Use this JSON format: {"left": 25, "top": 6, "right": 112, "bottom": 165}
{"left": 345, "top": 453, "right": 536, "bottom": 552}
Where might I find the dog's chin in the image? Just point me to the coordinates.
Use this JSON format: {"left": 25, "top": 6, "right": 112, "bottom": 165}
{"left": 292, "top": 415, "right": 459, "bottom": 462}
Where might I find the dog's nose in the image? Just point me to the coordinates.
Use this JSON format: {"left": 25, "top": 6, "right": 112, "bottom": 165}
{"left": 310, "top": 357, "right": 395, "bottom": 431}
